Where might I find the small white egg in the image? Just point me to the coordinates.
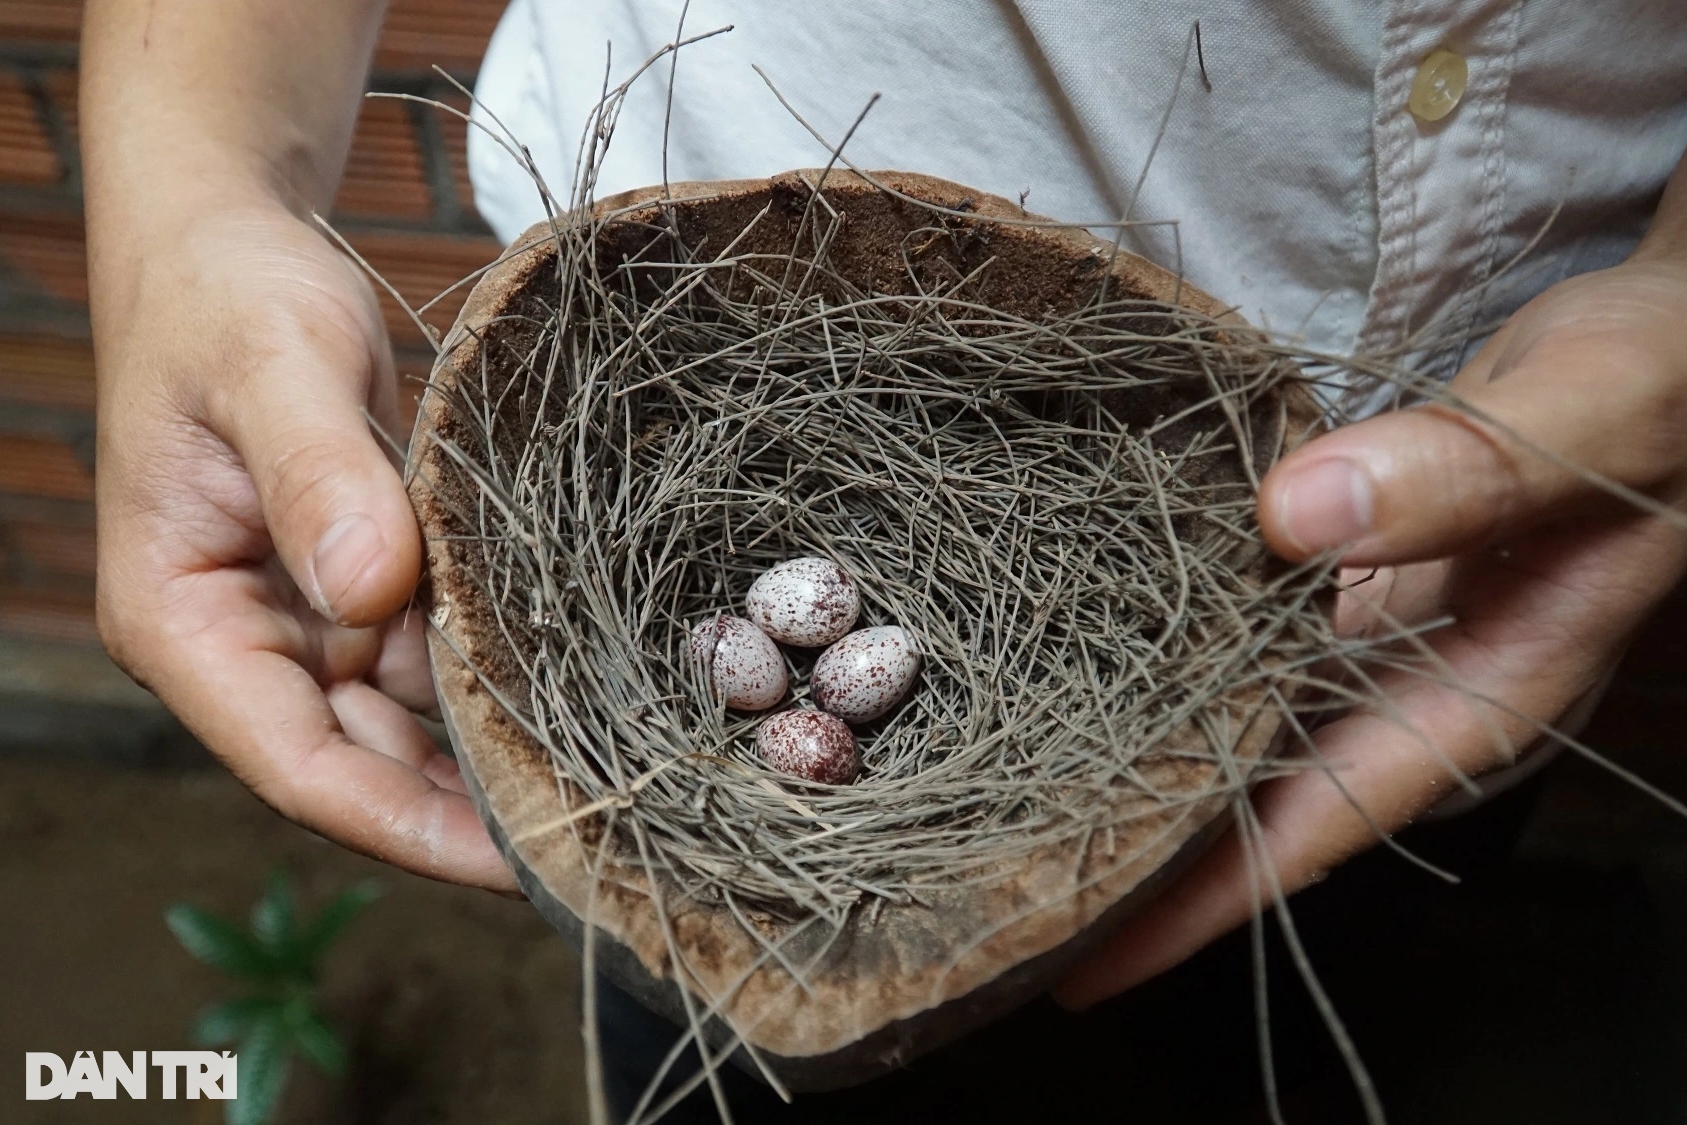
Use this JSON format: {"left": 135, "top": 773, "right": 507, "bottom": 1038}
{"left": 756, "top": 709, "right": 860, "bottom": 785}
{"left": 690, "top": 615, "right": 787, "bottom": 712}
{"left": 745, "top": 557, "right": 860, "bottom": 647}
{"left": 812, "top": 626, "right": 921, "bottom": 724}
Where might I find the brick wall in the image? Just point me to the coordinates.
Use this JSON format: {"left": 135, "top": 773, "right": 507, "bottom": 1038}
{"left": 0, "top": 0, "right": 507, "bottom": 645}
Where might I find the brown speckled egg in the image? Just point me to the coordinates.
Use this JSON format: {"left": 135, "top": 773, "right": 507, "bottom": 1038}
{"left": 690, "top": 615, "right": 787, "bottom": 712}
{"left": 756, "top": 709, "right": 861, "bottom": 784}
{"left": 745, "top": 558, "right": 860, "bottom": 647}
{"left": 812, "top": 626, "right": 920, "bottom": 724}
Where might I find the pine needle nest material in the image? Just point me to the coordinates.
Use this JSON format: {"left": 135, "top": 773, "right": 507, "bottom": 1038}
{"left": 408, "top": 168, "right": 1337, "bottom": 1091}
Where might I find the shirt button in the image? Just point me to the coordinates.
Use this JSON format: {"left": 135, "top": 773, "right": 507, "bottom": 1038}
{"left": 1408, "top": 48, "right": 1468, "bottom": 123}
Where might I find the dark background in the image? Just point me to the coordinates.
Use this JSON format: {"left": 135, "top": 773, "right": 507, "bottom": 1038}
{"left": 3, "top": 2, "right": 1686, "bottom": 1121}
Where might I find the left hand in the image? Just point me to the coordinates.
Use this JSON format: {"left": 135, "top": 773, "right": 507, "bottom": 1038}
{"left": 1056, "top": 174, "right": 1687, "bottom": 1008}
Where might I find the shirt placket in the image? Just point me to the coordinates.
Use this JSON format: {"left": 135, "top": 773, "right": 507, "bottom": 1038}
{"left": 1359, "top": 0, "right": 1523, "bottom": 381}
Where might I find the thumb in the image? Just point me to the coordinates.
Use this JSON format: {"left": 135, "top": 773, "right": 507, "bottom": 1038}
{"left": 1260, "top": 333, "right": 1687, "bottom": 567}
{"left": 223, "top": 336, "right": 420, "bottom": 626}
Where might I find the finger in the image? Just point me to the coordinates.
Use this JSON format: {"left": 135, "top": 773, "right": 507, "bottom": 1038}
{"left": 216, "top": 309, "right": 419, "bottom": 627}
{"left": 1259, "top": 331, "right": 1687, "bottom": 567}
{"left": 1330, "top": 558, "right": 1481, "bottom": 653}
{"left": 278, "top": 574, "right": 437, "bottom": 716}
{"left": 149, "top": 569, "right": 515, "bottom": 892}
{"left": 248, "top": 655, "right": 512, "bottom": 889}
{"left": 370, "top": 609, "right": 440, "bottom": 717}
{"left": 327, "top": 680, "right": 465, "bottom": 794}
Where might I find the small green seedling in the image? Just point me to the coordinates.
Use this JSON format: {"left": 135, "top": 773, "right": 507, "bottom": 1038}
{"left": 165, "top": 870, "right": 381, "bottom": 1125}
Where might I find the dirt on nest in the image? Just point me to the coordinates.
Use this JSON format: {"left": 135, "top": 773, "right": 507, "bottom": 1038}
{"left": 0, "top": 761, "right": 588, "bottom": 1125}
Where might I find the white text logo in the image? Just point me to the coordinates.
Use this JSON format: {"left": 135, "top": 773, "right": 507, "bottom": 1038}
{"left": 24, "top": 1051, "right": 237, "bottom": 1100}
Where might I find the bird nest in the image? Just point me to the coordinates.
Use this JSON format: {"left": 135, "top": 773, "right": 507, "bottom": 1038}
{"left": 408, "top": 169, "right": 1338, "bottom": 1094}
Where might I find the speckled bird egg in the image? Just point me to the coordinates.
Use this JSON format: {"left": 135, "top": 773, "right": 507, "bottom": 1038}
{"left": 745, "top": 557, "right": 860, "bottom": 647}
{"left": 756, "top": 709, "right": 861, "bottom": 785}
{"left": 812, "top": 626, "right": 921, "bottom": 724}
{"left": 689, "top": 615, "right": 787, "bottom": 712}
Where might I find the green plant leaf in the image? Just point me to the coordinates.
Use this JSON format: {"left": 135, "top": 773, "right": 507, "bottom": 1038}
{"left": 228, "top": 1010, "right": 291, "bottom": 1125}
{"left": 165, "top": 905, "right": 276, "bottom": 980}
{"left": 250, "top": 870, "right": 295, "bottom": 956}
{"left": 193, "top": 997, "right": 280, "bottom": 1047}
{"left": 296, "top": 880, "right": 382, "bottom": 969}
{"left": 285, "top": 1002, "right": 347, "bottom": 1077}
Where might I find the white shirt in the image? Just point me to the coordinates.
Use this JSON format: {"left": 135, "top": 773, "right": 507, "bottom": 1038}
{"left": 469, "top": 1, "right": 1687, "bottom": 378}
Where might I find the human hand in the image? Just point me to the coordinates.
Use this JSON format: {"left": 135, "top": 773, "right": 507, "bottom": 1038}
{"left": 1057, "top": 222, "right": 1687, "bottom": 1007}
{"left": 81, "top": 0, "right": 515, "bottom": 893}
{"left": 91, "top": 199, "right": 517, "bottom": 893}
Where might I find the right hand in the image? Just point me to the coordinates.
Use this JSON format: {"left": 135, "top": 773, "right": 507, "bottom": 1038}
{"left": 93, "top": 196, "right": 519, "bottom": 892}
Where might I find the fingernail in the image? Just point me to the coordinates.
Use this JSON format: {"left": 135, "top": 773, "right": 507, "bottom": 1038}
{"left": 1050, "top": 982, "right": 1097, "bottom": 1012}
{"left": 1277, "top": 457, "right": 1374, "bottom": 553}
{"left": 312, "top": 513, "right": 385, "bottom": 618}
